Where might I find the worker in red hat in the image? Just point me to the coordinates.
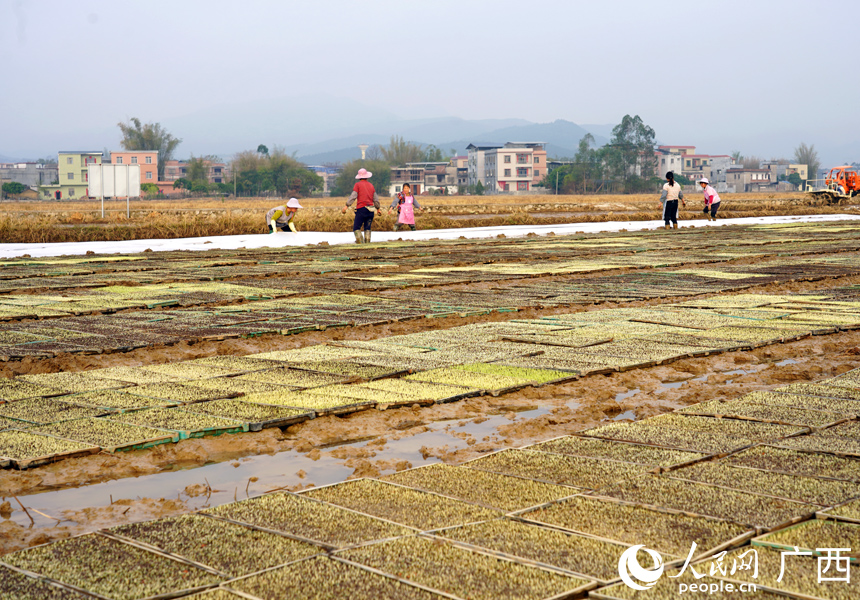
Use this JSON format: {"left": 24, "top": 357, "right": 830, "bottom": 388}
{"left": 341, "top": 167, "right": 380, "bottom": 243}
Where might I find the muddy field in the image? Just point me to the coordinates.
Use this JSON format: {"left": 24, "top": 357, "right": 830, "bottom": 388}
{"left": 3, "top": 219, "right": 860, "bottom": 599}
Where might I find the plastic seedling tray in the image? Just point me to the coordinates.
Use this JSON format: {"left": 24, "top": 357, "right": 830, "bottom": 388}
{"left": 0, "top": 429, "right": 100, "bottom": 470}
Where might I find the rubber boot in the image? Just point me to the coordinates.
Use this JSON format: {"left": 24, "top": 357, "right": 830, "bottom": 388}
{"left": 364, "top": 230, "right": 371, "bottom": 243}
{"left": 664, "top": 224, "right": 670, "bottom": 230}
{"left": 673, "top": 222, "right": 678, "bottom": 230}
{"left": 354, "top": 231, "right": 363, "bottom": 244}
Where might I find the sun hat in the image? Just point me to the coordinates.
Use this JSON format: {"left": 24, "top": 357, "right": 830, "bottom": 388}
{"left": 286, "top": 198, "right": 303, "bottom": 209}
{"left": 355, "top": 168, "right": 373, "bottom": 179}
{"left": 697, "top": 177, "right": 710, "bottom": 184}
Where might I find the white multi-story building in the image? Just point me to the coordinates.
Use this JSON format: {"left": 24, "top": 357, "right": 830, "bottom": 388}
{"left": 470, "top": 142, "right": 547, "bottom": 193}
{"left": 466, "top": 144, "right": 501, "bottom": 189}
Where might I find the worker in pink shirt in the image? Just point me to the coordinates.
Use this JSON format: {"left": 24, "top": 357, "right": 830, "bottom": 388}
{"left": 697, "top": 177, "right": 721, "bottom": 221}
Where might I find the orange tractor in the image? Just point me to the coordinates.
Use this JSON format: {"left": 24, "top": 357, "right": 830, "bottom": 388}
{"left": 808, "top": 166, "right": 860, "bottom": 203}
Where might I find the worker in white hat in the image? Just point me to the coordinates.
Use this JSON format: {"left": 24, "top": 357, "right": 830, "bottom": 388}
{"left": 266, "top": 198, "right": 303, "bottom": 233}
{"left": 341, "top": 167, "right": 380, "bottom": 243}
{"left": 697, "top": 178, "right": 721, "bottom": 221}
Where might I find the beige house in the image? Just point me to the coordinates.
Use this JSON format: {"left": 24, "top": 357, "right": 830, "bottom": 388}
{"left": 482, "top": 142, "right": 547, "bottom": 193}
{"left": 727, "top": 168, "right": 771, "bottom": 192}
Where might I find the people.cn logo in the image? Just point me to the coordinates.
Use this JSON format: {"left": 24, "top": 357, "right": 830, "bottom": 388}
{"left": 618, "top": 545, "right": 665, "bottom": 590}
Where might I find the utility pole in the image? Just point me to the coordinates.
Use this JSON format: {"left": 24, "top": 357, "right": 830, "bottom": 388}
{"left": 555, "top": 169, "right": 559, "bottom": 195}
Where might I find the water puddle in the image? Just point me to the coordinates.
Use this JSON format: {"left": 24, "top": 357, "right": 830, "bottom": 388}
{"left": 6, "top": 406, "right": 552, "bottom": 530}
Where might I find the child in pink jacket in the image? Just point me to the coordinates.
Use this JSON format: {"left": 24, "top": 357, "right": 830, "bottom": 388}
{"left": 388, "top": 183, "right": 422, "bottom": 231}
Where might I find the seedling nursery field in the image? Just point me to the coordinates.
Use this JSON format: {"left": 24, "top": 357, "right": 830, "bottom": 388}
{"left": 3, "top": 214, "right": 860, "bottom": 598}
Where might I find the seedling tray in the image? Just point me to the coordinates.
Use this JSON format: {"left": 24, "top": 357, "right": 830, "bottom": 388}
{"left": 0, "top": 429, "right": 100, "bottom": 469}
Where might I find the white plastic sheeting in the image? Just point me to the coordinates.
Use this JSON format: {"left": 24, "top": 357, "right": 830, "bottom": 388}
{"left": 1, "top": 214, "right": 858, "bottom": 259}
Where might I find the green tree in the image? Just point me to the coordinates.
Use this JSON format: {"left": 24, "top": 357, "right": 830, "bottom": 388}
{"left": 602, "top": 115, "right": 656, "bottom": 188}
{"left": 731, "top": 150, "right": 743, "bottom": 164}
{"left": 474, "top": 180, "right": 484, "bottom": 196}
{"left": 794, "top": 142, "right": 820, "bottom": 183}
{"left": 117, "top": 118, "right": 182, "bottom": 180}
{"left": 231, "top": 146, "right": 322, "bottom": 197}
{"left": 257, "top": 144, "right": 269, "bottom": 155}
{"left": 331, "top": 159, "right": 391, "bottom": 197}
{"left": 2, "top": 182, "right": 27, "bottom": 196}
{"left": 140, "top": 183, "right": 159, "bottom": 195}
{"left": 186, "top": 155, "right": 210, "bottom": 183}
{"left": 172, "top": 178, "right": 191, "bottom": 190}
{"left": 423, "top": 145, "right": 447, "bottom": 162}
{"left": 787, "top": 172, "right": 803, "bottom": 187}
{"left": 380, "top": 135, "right": 425, "bottom": 165}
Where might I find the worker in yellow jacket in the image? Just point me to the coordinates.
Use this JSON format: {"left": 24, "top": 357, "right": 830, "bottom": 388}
{"left": 266, "top": 198, "right": 303, "bottom": 233}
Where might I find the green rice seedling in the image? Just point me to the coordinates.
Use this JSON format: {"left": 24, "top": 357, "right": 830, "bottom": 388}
{"left": 356, "top": 378, "right": 479, "bottom": 402}
{"left": 176, "top": 590, "right": 245, "bottom": 600}
{"left": 645, "top": 413, "right": 804, "bottom": 440}
{"left": 303, "top": 479, "right": 501, "bottom": 531}
{"left": 64, "top": 389, "right": 178, "bottom": 411}
{"left": 453, "top": 363, "right": 573, "bottom": 384}
{"left": 727, "top": 446, "right": 860, "bottom": 482}
{"left": 0, "top": 397, "right": 105, "bottom": 424}
{"left": 579, "top": 422, "right": 759, "bottom": 454}
{"left": 467, "top": 448, "right": 649, "bottom": 490}
{"left": 669, "top": 461, "right": 860, "bottom": 506}
{"left": 85, "top": 365, "right": 183, "bottom": 384}
{"left": 730, "top": 390, "right": 860, "bottom": 416}
{"left": 755, "top": 519, "right": 860, "bottom": 556}
{"left": 186, "top": 355, "right": 280, "bottom": 373}
{"left": 29, "top": 418, "right": 175, "bottom": 450}
{"left": 108, "top": 408, "right": 245, "bottom": 437}
{"left": 382, "top": 463, "right": 574, "bottom": 511}
{"left": 341, "top": 535, "right": 591, "bottom": 600}
{"left": 528, "top": 436, "right": 705, "bottom": 467}
{"left": 678, "top": 398, "right": 845, "bottom": 427}
{"left": 821, "top": 498, "right": 860, "bottom": 521}
{"left": 182, "top": 399, "right": 310, "bottom": 428}
{"left": 0, "top": 564, "right": 91, "bottom": 600}
{"left": 182, "top": 377, "right": 285, "bottom": 396}
{"left": 2, "top": 534, "right": 221, "bottom": 599}
{"left": 292, "top": 360, "right": 399, "bottom": 380}
{"left": 228, "top": 555, "right": 444, "bottom": 600}
{"left": 111, "top": 513, "right": 320, "bottom": 577}
{"left": 821, "top": 421, "right": 860, "bottom": 437}
{"left": 776, "top": 382, "right": 860, "bottom": 401}
{"left": 126, "top": 382, "right": 232, "bottom": 404}
{"left": 141, "top": 363, "right": 240, "bottom": 381}
{"left": 18, "top": 372, "right": 130, "bottom": 394}
{"left": 696, "top": 545, "right": 860, "bottom": 599}
{"left": 239, "top": 368, "right": 349, "bottom": 388}
{"left": 776, "top": 433, "right": 860, "bottom": 456}
{"left": 0, "top": 379, "right": 62, "bottom": 401}
{"left": 405, "top": 367, "right": 530, "bottom": 394}
{"left": 599, "top": 474, "right": 815, "bottom": 529}
{"left": 203, "top": 492, "right": 411, "bottom": 548}
{"left": 301, "top": 384, "right": 411, "bottom": 406}
{"left": 439, "top": 518, "right": 674, "bottom": 582}
{"left": 252, "top": 345, "right": 379, "bottom": 363}
{"left": 521, "top": 495, "right": 751, "bottom": 558}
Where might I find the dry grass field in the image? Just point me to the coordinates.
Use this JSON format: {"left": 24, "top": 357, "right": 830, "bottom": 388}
{"left": 0, "top": 191, "right": 855, "bottom": 243}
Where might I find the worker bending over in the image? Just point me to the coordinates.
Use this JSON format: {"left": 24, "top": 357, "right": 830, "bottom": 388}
{"left": 267, "top": 198, "right": 303, "bottom": 233}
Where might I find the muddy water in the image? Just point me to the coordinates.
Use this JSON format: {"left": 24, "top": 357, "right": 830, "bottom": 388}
{"left": 2, "top": 331, "right": 860, "bottom": 553}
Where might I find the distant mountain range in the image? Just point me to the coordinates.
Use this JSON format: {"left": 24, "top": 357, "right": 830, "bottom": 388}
{"left": 292, "top": 119, "right": 611, "bottom": 165}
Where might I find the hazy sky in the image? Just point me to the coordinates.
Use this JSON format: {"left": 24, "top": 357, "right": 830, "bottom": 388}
{"left": 2, "top": 0, "right": 858, "bottom": 162}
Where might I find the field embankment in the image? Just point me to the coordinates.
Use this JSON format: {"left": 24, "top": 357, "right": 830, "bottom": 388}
{"left": 1, "top": 192, "right": 855, "bottom": 243}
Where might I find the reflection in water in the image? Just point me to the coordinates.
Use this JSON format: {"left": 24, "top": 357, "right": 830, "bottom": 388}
{"left": 8, "top": 407, "right": 552, "bottom": 530}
